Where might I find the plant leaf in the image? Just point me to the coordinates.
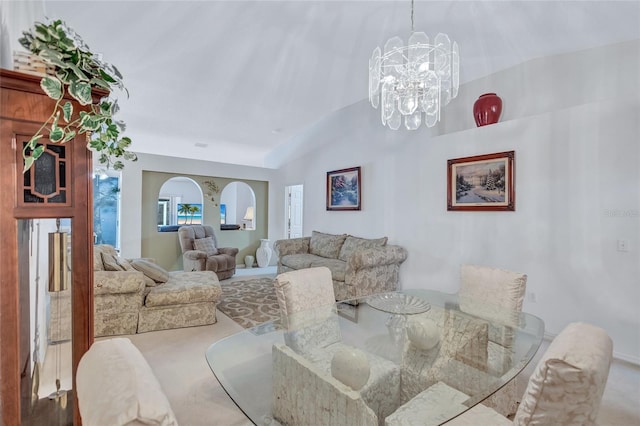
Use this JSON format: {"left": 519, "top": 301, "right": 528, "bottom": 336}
{"left": 99, "top": 100, "right": 112, "bottom": 115}
{"left": 48, "top": 23, "right": 62, "bottom": 40}
{"left": 90, "top": 139, "right": 106, "bottom": 150}
{"left": 118, "top": 136, "right": 132, "bottom": 148}
{"left": 69, "top": 80, "right": 92, "bottom": 105}
{"left": 56, "top": 69, "right": 72, "bottom": 84}
{"left": 79, "top": 113, "right": 102, "bottom": 131}
{"left": 27, "top": 134, "right": 44, "bottom": 148}
{"left": 34, "top": 25, "right": 51, "bottom": 42}
{"left": 110, "top": 99, "right": 120, "bottom": 115}
{"left": 90, "top": 78, "right": 110, "bottom": 91}
{"left": 23, "top": 156, "right": 35, "bottom": 173}
{"left": 98, "top": 69, "right": 116, "bottom": 83}
{"left": 40, "top": 76, "right": 63, "bottom": 100}
{"left": 123, "top": 151, "right": 138, "bottom": 161}
{"left": 106, "top": 123, "right": 119, "bottom": 139}
{"left": 18, "top": 33, "right": 33, "bottom": 50}
{"left": 110, "top": 64, "right": 123, "bottom": 79}
{"left": 58, "top": 37, "right": 75, "bottom": 51}
{"left": 32, "top": 144, "right": 45, "bottom": 159}
{"left": 47, "top": 56, "right": 69, "bottom": 69}
{"left": 39, "top": 48, "right": 64, "bottom": 61}
{"left": 67, "top": 62, "right": 89, "bottom": 81}
{"left": 62, "top": 130, "right": 76, "bottom": 142}
{"left": 49, "top": 126, "right": 64, "bottom": 142}
{"left": 62, "top": 102, "right": 73, "bottom": 122}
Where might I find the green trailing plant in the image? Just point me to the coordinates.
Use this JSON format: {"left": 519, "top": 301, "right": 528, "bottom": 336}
{"left": 18, "top": 19, "right": 137, "bottom": 172}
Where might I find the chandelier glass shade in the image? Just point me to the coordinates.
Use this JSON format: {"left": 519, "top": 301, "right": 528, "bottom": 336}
{"left": 369, "top": 25, "right": 459, "bottom": 130}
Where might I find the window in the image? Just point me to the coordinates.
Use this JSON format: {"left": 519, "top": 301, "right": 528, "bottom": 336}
{"left": 93, "top": 173, "right": 120, "bottom": 247}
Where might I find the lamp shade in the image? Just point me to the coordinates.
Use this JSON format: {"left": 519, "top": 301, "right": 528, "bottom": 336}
{"left": 243, "top": 206, "right": 254, "bottom": 220}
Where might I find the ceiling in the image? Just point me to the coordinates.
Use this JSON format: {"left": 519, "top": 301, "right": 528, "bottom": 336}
{"left": 41, "top": 1, "right": 640, "bottom": 168}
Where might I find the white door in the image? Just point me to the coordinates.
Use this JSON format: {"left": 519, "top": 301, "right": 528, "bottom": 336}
{"left": 286, "top": 185, "right": 303, "bottom": 238}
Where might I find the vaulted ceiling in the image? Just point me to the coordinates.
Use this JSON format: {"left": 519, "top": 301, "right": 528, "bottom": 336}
{"left": 42, "top": 1, "right": 640, "bottom": 168}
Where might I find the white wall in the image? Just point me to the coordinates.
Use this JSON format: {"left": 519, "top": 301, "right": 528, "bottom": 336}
{"left": 160, "top": 178, "right": 202, "bottom": 205}
{"left": 221, "top": 183, "right": 239, "bottom": 224}
{"left": 0, "top": 1, "right": 45, "bottom": 68}
{"left": 271, "top": 40, "right": 640, "bottom": 362}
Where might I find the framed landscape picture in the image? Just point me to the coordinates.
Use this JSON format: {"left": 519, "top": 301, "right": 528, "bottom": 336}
{"left": 177, "top": 203, "right": 203, "bottom": 224}
{"left": 447, "top": 151, "right": 515, "bottom": 211}
{"left": 327, "top": 166, "right": 361, "bottom": 211}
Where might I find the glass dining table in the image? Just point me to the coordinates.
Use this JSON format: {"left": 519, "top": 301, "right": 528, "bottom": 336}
{"left": 206, "top": 289, "right": 544, "bottom": 425}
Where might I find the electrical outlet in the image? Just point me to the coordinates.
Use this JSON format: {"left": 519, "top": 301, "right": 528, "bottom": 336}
{"left": 617, "top": 240, "right": 629, "bottom": 252}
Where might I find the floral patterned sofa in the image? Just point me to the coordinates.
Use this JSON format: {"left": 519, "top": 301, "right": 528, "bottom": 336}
{"left": 92, "top": 244, "right": 222, "bottom": 336}
{"left": 273, "top": 231, "right": 408, "bottom": 301}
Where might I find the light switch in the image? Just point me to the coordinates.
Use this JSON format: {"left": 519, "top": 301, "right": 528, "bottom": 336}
{"left": 617, "top": 240, "right": 629, "bottom": 252}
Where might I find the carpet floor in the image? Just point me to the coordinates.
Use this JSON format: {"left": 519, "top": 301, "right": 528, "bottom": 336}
{"left": 217, "top": 277, "right": 281, "bottom": 329}
{"left": 128, "top": 316, "right": 252, "bottom": 426}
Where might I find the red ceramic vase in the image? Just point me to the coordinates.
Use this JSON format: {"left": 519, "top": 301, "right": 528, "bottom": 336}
{"left": 473, "top": 93, "right": 502, "bottom": 127}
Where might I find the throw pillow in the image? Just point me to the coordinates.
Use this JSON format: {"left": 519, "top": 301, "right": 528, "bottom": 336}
{"left": 101, "top": 252, "right": 137, "bottom": 272}
{"left": 338, "top": 236, "right": 388, "bottom": 262}
{"left": 101, "top": 253, "right": 125, "bottom": 271}
{"left": 309, "top": 231, "right": 347, "bottom": 259}
{"left": 118, "top": 257, "right": 136, "bottom": 271}
{"left": 193, "top": 236, "right": 219, "bottom": 255}
{"left": 130, "top": 259, "right": 170, "bottom": 283}
{"left": 94, "top": 245, "right": 117, "bottom": 271}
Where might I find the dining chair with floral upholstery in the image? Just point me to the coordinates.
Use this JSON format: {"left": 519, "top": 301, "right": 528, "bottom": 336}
{"left": 457, "top": 263, "right": 528, "bottom": 417}
{"left": 444, "top": 321, "right": 613, "bottom": 425}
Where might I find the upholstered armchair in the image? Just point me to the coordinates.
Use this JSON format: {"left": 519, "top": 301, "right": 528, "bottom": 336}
{"left": 177, "top": 225, "right": 238, "bottom": 280}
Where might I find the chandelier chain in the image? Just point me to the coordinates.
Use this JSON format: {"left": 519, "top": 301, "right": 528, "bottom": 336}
{"left": 411, "top": 0, "right": 415, "bottom": 33}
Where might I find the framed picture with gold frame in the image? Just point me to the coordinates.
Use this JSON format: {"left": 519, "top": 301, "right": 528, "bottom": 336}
{"left": 447, "top": 151, "right": 515, "bottom": 211}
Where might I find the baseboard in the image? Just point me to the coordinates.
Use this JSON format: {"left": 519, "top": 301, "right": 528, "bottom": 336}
{"left": 612, "top": 351, "right": 640, "bottom": 366}
{"left": 543, "top": 331, "right": 640, "bottom": 366}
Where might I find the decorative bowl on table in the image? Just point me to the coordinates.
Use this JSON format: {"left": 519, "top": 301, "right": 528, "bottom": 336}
{"left": 366, "top": 292, "right": 431, "bottom": 315}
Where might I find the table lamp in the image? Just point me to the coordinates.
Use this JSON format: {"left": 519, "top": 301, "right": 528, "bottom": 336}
{"left": 243, "top": 206, "right": 254, "bottom": 229}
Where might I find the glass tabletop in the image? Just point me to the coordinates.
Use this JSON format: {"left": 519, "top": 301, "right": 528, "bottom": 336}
{"left": 206, "top": 289, "right": 544, "bottom": 425}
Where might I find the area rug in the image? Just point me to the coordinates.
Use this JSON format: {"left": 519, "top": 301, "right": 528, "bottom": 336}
{"left": 217, "top": 277, "right": 281, "bottom": 331}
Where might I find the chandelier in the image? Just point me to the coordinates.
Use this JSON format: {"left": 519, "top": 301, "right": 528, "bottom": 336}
{"left": 368, "top": 0, "right": 460, "bottom": 130}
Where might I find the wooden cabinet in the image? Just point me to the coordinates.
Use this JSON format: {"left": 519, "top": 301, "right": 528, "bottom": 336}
{"left": 0, "top": 69, "right": 96, "bottom": 425}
